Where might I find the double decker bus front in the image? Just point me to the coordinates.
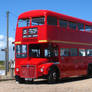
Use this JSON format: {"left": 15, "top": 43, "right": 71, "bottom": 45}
{"left": 15, "top": 12, "right": 59, "bottom": 82}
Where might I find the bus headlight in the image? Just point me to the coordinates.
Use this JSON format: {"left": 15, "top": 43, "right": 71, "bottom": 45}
{"left": 40, "top": 68, "right": 44, "bottom": 72}
{"left": 16, "top": 68, "right": 19, "bottom": 72}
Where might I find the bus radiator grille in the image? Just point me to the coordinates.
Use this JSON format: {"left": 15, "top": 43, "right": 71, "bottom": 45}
{"left": 20, "top": 65, "right": 36, "bottom": 78}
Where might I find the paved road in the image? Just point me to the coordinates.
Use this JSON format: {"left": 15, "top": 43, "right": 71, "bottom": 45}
{"left": 0, "top": 77, "right": 92, "bottom": 92}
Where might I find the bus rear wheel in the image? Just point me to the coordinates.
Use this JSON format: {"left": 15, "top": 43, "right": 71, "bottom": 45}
{"left": 88, "top": 64, "right": 92, "bottom": 77}
{"left": 47, "top": 69, "right": 59, "bottom": 84}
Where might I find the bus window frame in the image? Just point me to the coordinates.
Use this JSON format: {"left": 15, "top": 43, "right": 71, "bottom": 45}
{"left": 31, "top": 16, "right": 45, "bottom": 26}
{"left": 15, "top": 44, "right": 27, "bottom": 58}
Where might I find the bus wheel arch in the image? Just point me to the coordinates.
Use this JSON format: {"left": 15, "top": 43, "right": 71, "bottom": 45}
{"left": 47, "top": 65, "right": 60, "bottom": 83}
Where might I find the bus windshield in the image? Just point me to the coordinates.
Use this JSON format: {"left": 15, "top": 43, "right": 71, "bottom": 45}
{"left": 18, "top": 19, "right": 30, "bottom": 27}
{"left": 31, "top": 17, "right": 45, "bottom": 26}
{"left": 16, "top": 45, "right": 27, "bottom": 58}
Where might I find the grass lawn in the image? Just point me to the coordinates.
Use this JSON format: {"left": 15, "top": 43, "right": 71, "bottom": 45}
{"left": 0, "top": 61, "right": 5, "bottom": 70}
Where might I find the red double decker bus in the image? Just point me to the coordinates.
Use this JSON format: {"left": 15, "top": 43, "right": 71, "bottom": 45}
{"left": 14, "top": 10, "right": 92, "bottom": 83}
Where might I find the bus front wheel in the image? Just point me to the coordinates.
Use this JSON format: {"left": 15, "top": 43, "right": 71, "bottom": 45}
{"left": 15, "top": 75, "right": 25, "bottom": 84}
{"left": 47, "top": 69, "right": 59, "bottom": 84}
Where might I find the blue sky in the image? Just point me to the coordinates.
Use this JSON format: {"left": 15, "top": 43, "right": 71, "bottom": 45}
{"left": 0, "top": 0, "right": 92, "bottom": 60}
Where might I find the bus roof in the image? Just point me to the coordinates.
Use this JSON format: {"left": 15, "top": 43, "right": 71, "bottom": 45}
{"left": 18, "top": 10, "right": 92, "bottom": 26}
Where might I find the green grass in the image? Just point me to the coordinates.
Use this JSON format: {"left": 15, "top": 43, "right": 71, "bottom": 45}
{"left": 0, "top": 61, "right": 4, "bottom": 65}
{"left": 0, "top": 61, "right": 5, "bottom": 70}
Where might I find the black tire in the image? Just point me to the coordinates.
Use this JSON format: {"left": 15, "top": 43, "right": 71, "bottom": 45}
{"left": 88, "top": 65, "right": 92, "bottom": 77}
{"left": 47, "top": 69, "right": 59, "bottom": 84}
{"left": 15, "top": 75, "right": 25, "bottom": 84}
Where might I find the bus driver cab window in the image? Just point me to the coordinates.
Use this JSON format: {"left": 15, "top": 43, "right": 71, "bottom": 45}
{"left": 29, "top": 44, "right": 40, "bottom": 58}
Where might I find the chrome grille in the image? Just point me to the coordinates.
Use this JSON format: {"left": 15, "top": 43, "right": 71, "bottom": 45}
{"left": 20, "top": 65, "right": 36, "bottom": 78}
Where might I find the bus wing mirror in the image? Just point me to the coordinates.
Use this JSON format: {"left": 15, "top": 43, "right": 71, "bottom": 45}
{"left": 13, "top": 46, "right": 15, "bottom": 51}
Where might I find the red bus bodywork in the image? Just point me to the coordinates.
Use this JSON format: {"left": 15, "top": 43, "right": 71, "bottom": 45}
{"left": 14, "top": 10, "right": 92, "bottom": 82}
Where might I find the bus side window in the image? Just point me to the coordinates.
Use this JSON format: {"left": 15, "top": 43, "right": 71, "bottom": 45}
{"left": 60, "top": 48, "right": 69, "bottom": 56}
{"left": 86, "top": 49, "right": 92, "bottom": 56}
{"left": 59, "top": 20, "right": 68, "bottom": 28}
{"left": 54, "top": 48, "right": 58, "bottom": 56}
{"left": 70, "top": 48, "right": 77, "bottom": 56}
{"left": 78, "top": 23, "right": 84, "bottom": 31}
{"left": 85, "top": 25, "right": 92, "bottom": 32}
{"left": 69, "top": 22, "right": 77, "bottom": 30}
{"left": 47, "top": 16, "right": 57, "bottom": 25}
{"left": 79, "top": 49, "right": 86, "bottom": 56}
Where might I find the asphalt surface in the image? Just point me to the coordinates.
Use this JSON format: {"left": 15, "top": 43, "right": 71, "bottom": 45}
{"left": 0, "top": 77, "right": 92, "bottom": 92}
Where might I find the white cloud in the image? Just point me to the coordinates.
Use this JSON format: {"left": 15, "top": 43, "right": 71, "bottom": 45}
{"left": 0, "top": 41, "right": 5, "bottom": 48}
{"left": 9, "top": 37, "right": 14, "bottom": 47}
{"left": 0, "top": 35, "right": 4, "bottom": 41}
{"left": 0, "top": 35, "right": 15, "bottom": 60}
{"left": 9, "top": 37, "right": 14, "bottom": 42}
{"left": 0, "top": 35, "right": 6, "bottom": 49}
{"left": 0, "top": 35, "right": 5, "bottom": 49}
{"left": 0, "top": 35, "right": 14, "bottom": 48}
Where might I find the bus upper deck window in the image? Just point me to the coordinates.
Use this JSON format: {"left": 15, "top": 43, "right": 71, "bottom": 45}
{"left": 31, "top": 17, "right": 45, "bottom": 26}
{"left": 78, "top": 23, "right": 84, "bottom": 31}
{"left": 47, "top": 16, "right": 57, "bottom": 25}
{"left": 59, "top": 20, "right": 68, "bottom": 28}
{"left": 85, "top": 25, "right": 92, "bottom": 32}
{"left": 69, "top": 22, "right": 77, "bottom": 30}
{"left": 18, "top": 19, "right": 30, "bottom": 27}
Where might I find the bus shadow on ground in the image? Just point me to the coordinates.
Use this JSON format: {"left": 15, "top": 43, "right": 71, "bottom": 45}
{"left": 24, "top": 76, "right": 92, "bottom": 85}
